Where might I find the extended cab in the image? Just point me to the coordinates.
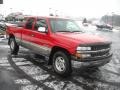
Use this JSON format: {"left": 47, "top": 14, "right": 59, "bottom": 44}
{"left": 6, "top": 16, "right": 112, "bottom": 77}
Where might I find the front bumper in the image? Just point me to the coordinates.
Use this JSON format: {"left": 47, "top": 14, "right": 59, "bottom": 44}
{"left": 71, "top": 54, "right": 112, "bottom": 67}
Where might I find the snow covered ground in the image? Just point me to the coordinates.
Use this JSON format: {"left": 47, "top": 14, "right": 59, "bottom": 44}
{"left": 0, "top": 23, "right": 120, "bottom": 90}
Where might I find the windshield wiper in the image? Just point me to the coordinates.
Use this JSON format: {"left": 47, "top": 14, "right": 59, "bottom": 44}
{"left": 71, "top": 30, "right": 83, "bottom": 32}
{"left": 57, "top": 30, "right": 71, "bottom": 32}
{"left": 56, "top": 30, "right": 83, "bottom": 33}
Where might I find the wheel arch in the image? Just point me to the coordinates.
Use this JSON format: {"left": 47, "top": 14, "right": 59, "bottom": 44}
{"left": 48, "top": 46, "right": 71, "bottom": 65}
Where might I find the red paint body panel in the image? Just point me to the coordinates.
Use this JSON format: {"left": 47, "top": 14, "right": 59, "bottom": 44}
{"left": 6, "top": 16, "right": 109, "bottom": 55}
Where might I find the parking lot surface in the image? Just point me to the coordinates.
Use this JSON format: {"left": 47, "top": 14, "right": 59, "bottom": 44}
{"left": 0, "top": 29, "right": 120, "bottom": 90}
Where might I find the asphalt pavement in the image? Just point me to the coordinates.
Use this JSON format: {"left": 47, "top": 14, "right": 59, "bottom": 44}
{"left": 0, "top": 29, "right": 120, "bottom": 90}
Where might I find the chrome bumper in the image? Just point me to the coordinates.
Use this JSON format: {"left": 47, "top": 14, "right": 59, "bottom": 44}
{"left": 71, "top": 54, "right": 112, "bottom": 67}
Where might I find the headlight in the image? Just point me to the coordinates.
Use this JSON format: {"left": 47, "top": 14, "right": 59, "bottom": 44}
{"left": 75, "top": 46, "right": 91, "bottom": 58}
{"left": 76, "top": 46, "right": 91, "bottom": 51}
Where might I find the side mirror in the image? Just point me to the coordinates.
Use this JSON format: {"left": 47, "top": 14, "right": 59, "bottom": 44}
{"left": 38, "top": 27, "right": 46, "bottom": 33}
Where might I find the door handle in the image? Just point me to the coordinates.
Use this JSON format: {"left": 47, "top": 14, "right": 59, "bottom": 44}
{"left": 31, "top": 34, "right": 35, "bottom": 37}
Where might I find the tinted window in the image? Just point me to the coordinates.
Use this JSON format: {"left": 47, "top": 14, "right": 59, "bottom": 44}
{"left": 26, "top": 18, "right": 35, "bottom": 29}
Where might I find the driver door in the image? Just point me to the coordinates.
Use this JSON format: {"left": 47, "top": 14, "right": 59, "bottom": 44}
{"left": 30, "top": 18, "right": 52, "bottom": 56}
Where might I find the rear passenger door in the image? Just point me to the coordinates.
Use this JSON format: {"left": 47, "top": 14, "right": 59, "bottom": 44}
{"left": 21, "top": 18, "right": 36, "bottom": 48}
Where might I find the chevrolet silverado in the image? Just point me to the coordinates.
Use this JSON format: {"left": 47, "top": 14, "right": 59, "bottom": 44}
{"left": 6, "top": 16, "right": 112, "bottom": 77}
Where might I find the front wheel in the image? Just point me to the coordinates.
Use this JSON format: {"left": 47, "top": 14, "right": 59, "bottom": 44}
{"left": 52, "top": 51, "right": 72, "bottom": 77}
{"left": 9, "top": 38, "right": 19, "bottom": 55}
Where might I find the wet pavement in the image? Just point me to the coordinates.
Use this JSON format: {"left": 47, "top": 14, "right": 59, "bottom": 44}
{"left": 0, "top": 29, "right": 120, "bottom": 90}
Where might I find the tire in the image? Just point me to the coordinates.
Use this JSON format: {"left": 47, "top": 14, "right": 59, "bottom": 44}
{"left": 52, "top": 51, "right": 72, "bottom": 77}
{"left": 9, "top": 37, "right": 19, "bottom": 55}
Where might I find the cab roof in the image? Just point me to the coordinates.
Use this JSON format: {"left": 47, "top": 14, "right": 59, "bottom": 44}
{"left": 24, "top": 16, "right": 72, "bottom": 20}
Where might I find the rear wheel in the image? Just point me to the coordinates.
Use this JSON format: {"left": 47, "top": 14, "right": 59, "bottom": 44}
{"left": 9, "top": 38, "right": 19, "bottom": 55}
{"left": 52, "top": 51, "right": 72, "bottom": 77}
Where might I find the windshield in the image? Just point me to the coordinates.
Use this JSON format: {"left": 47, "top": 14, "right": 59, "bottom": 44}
{"left": 50, "top": 19, "right": 83, "bottom": 32}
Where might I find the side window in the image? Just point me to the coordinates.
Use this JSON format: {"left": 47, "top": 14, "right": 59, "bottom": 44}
{"left": 34, "top": 19, "right": 47, "bottom": 30}
{"left": 25, "top": 18, "right": 35, "bottom": 29}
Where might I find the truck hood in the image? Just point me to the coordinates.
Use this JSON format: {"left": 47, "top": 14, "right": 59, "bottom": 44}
{"left": 55, "top": 32, "right": 108, "bottom": 45}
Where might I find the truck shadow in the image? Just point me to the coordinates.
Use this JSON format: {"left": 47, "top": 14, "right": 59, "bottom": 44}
{"left": 7, "top": 50, "right": 120, "bottom": 90}
{"left": 7, "top": 54, "right": 54, "bottom": 90}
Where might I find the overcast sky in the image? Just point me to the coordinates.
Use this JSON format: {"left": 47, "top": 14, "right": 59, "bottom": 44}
{"left": 0, "top": 0, "right": 120, "bottom": 18}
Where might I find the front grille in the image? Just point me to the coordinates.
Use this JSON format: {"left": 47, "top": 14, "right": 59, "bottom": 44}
{"left": 91, "top": 44, "right": 110, "bottom": 57}
{"left": 91, "top": 50, "right": 109, "bottom": 57}
{"left": 91, "top": 44, "right": 110, "bottom": 51}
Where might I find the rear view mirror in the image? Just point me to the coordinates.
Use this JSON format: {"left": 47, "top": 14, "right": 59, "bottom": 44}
{"left": 38, "top": 27, "right": 46, "bottom": 33}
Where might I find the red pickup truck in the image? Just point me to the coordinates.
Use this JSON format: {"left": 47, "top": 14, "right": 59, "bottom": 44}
{"left": 6, "top": 16, "right": 112, "bottom": 77}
